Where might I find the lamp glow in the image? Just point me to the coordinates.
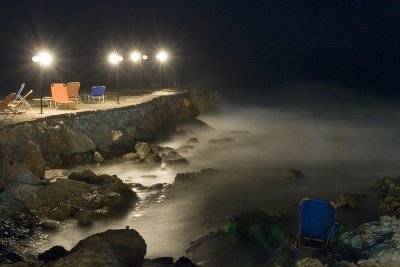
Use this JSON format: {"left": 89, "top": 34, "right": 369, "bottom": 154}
{"left": 109, "top": 51, "right": 123, "bottom": 64}
{"left": 156, "top": 51, "right": 168, "bottom": 62}
{"left": 130, "top": 51, "right": 140, "bottom": 62}
{"left": 32, "top": 50, "right": 53, "bottom": 66}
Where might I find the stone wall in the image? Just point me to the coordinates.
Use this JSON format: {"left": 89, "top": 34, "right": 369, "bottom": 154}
{"left": 0, "top": 92, "right": 199, "bottom": 189}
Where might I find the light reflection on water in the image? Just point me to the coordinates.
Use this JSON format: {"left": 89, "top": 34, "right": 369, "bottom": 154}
{"left": 27, "top": 101, "right": 400, "bottom": 259}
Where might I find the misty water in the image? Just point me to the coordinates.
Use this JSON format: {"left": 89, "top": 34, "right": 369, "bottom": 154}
{"left": 27, "top": 91, "right": 400, "bottom": 260}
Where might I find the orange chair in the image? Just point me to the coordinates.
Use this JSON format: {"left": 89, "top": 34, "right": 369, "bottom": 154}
{"left": 51, "top": 83, "right": 76, "bottom": 109}
{"left": 66, "top": 82, "right": 80, "bottom": 102}
{"left": 0, "top": 93, "right": 17, "bottom": 122}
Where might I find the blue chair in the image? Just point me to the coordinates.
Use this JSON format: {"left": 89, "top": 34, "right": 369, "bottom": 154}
{"left": 86, "top": 86, "right": 106, "bottom": 102}
{"left": 13, "top": 83, "right": 26, "bottom": 101}
{"left": 296, "top": 197, "right": 341, "bottom": 249}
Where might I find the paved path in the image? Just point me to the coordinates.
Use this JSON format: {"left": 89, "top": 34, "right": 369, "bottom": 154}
{"left": 2, "top": 90, "right": 181, "bottom": 125}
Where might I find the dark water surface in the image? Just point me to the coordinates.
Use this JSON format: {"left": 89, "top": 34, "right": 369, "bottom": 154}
{"left": 26, "top": 97, "right": 400, "bottom": 259}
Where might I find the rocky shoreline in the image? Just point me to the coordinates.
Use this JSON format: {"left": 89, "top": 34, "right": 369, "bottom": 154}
{"left": 1, "top": 88, "right": 400, "bottom": 266}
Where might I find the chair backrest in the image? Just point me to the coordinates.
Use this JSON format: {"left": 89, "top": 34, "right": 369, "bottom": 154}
{"left": 66, "top": 82, "right": 80, "bottom": 97}
{"left": 14, "top": 83, "right": 26, "bottom": 100}
{"left": 51, "top": 83, "right": 68, "bottom": 102}
{"left": 299, "top": 198, "right": 336, "bottom": 240}
{"left": 0, "top": 93, "right": 16, "bottom": 110}
{"left": 91, "top": 86, "right": 105, "bottom": 96}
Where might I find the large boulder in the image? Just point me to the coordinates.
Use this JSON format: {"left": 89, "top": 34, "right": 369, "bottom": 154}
{"left": 47, "top": 228, "right": 147, "bottom": 267}
{"left": 187, "top": 209, "right": 288, "bottom": 266}
{"left": 338, "top": 216, "right": 400, "bottom": 264}
{"left": 3, "top": 169, "right": 137, "bottom": 223}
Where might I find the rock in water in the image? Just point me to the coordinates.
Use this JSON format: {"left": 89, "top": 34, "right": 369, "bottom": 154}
{"left": 376, "top": 177, "right": 400, "bottom": 216}
{"left": 281, "top": 169, "right": 304, "bottom": 179}
{"left": 50, "top": 229, "right": 147, "bottom": 267}
{"left": 336, "top": 193, "right": 366, "bottom": 209}
{"left": 135, "top": 142, "right": 161, "bottom": 163}
{"left": 23, "top": 141, "right": 46, "bottom": 179}
{"left": 38, "top": 245, "right": 68, "bottom": 262}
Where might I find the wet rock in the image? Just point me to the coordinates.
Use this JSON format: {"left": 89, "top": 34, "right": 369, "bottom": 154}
{"left": 75, "top": 208, "right": 92, "bottom": 226}
{"left": 336, "top": 193, "right": 366, "bottom": 209}
{"left": 52, "top": 229, "right": 146, "bottom": 267}
{"left": 123, "top": 152, "right": 140, "bottom": 161}
{"left": 208, "top": 138, "right": 236, "bottom": 144}
{"left": 187, "top": 208, "right": 288, "bottom": 266}
{"left": 295, "top": 257, "right": 325, "bottom": 267}
{"left": 376, "top": 177, "right": 400, "bottom": 215}
{"left": 338, "top": 216, "right": 400, "bottom": 264}
{"left": 281, "top": 169, "right": 304, "bottom": 179}
{"left": 135, "top": 142, "right": 161, "bottom": 163}
{"left": 23, "top": 141, "right": 46, "bottom": 179}
{"left": 143, "top": 257, "right": 174, "bottom": 267}
{"left": 38, "top": 245, "right": 68, "bottom": 262}
{"left": 93, "top": 151, "right": 105, "bottom": 163}
{"left": 3, "top": 169, "right": 136, "bottom": 223}
{"left": 174, "top": 257, "right": 197, "bottom": 267}
{"left": 186, "top": 138, "right": 199, "bottom": 143}
{"left": 174, "top": 169, "right": 218, "bottom": 183}
{"left": 0, "top": 250, "right": 25, "bottom": 264}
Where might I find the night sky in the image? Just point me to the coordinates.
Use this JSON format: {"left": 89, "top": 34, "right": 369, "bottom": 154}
{"left": 0, "top": 0, "right": 399, "bottom": 99}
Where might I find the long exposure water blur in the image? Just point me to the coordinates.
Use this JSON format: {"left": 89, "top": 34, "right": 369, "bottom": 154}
{"left": 25, "top": 87, "right": 400, "bottom": 260}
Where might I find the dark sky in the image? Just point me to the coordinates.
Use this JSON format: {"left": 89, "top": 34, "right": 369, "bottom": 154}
{"left": 0, "top": 0, "right": 399, "bottom": 97}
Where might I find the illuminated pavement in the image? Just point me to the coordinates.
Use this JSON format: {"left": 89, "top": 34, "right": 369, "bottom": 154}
{"left": 3, "top": 89, "right": 181, "bottom": 124}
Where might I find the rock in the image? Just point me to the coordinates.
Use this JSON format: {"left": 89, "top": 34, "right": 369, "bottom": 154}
{"left": 135, "top": 142, "right": 161, "bottom": 163}
{"left": 185, "top": 87, "right": 219, "bottom": 114}
{"left": 295, "top": 257, "right": 325, "bottom": 267}
{"left": 208, "top": 138, "right": 236, "bottom": 144}
{"left": 38, "top": 245, "right": 68, "bottom": 262}
{"left": 174, "top": 169, "right": 218, "bottom": 183}
{"left": 143, "top": 257, "right": 174, "bottom": 267}
{"left": 186, "top": 138, "right": 199, "bottom": 143}
{"left": 3, "top": 169, "right": 136, "bottom": 223}
{"left": 174, "top": 257, "right": 197, "bottom": 267}
{"left": 52, "top": 229, "right": 146, "bottom": 267}
{"left": 75, "top": 208, "right": 92, "bottom": 226}
{"left": 23, "top": 141, "right": 46, "bottom": 179}
{"left": 281, "top": 169, "right": 304, "bottom": 179}
{"left": 123, "top": 152, "right": 140, "bottom": 161}
{"left": 336, "top": 193, "right": 366, "bottom": 209}
{"left": 93, "top": 151, "right": 105, "bottom": 163}
{"left": 187, "top": 208, "right": 288, "bottom": 266}
{"left": 376, "top": 177, "right": 400, "bottom": 215}
{"left": 338, "top": 216, "right": 400, "bottom": 264}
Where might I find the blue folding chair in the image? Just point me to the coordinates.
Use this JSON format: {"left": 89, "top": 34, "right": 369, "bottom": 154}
{"left": 296, "top": 197, "right": 341, "bottom": 249}
{"left": 13, "top": 83, "right": 26, "bottom": 101}
{"left": 86, "top": 86, "right": 106, "bottom": 102}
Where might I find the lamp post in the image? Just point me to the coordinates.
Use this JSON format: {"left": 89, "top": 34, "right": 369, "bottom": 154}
{"left": 32, "top": 49, "right": 52, "bottom": 114}
{"left": 156, "top": 51, "right": 168, "bottom": 89}
{"left": 108, "top": 51, "right": 123, "bottom": 104}
{"left": 130, "top": 50, "right": 148, "bottom": 90}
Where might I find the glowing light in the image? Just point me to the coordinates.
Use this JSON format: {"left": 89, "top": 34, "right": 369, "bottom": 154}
{"left": 130, "top": 51, "right": 140, "bottom": 62}
{"left": 156, "top": 51, "right": 168, "bottom": 62}
{"left": 32, "top": 50, "right": 53, "bottom": 66}
{"left": 142, "top": 54, "right": 148, "bottom": 60}
{"left": 109, "top": 51, "right": 123, "bottom": 64}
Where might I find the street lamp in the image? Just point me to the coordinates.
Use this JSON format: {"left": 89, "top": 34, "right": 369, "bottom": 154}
{"left": 32, "top": 49, "right": 53, "bottom": 114}
{"left": 130, "top": 50, "right": 147, "bottom": 90}
{"left": 156, "top": 50, "right": 168, "bottom": 89}
{"left": 108, "top": 51, "right": 123, "bottom": 104}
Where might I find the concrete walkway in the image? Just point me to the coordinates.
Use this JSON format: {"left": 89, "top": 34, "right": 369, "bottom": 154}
{"left": 2, "top": 90, "right": 182, "bottom": 124}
